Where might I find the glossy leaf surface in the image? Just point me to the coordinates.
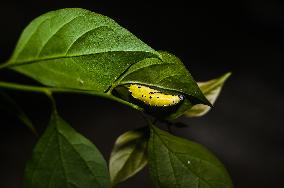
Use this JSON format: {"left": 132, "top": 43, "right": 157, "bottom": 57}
{"left": 7, "top": 8, "right": 210, "bottom": 119}
{"left": 8, "top": 8, "right": 158, "bottom": 92}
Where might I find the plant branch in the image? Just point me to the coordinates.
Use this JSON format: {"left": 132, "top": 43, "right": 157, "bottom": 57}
{"left": 0, "top": 62, "right": 11, "bottom": 70}
{"left": 0, "top": 81, "right": 50, "bottom": 94}
{"left": 0, "top": 81, "right": 143, "bottom": 111}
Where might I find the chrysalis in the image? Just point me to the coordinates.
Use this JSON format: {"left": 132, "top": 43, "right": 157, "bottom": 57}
{"left": 128, "top": 84, "right": 184, "bottom": 107}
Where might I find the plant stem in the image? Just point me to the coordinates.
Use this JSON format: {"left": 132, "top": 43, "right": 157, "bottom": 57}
{"left": 0, "top": 81, "right": 50, "bottom": 94}
{"left": 45, "top": 92, "right": 58, "bottom": 114}
{"left": 0, "top": 81, "right": 143, "bottom": 111}
{"left": 0, "top": 62, "right": 11, "bottom": 70}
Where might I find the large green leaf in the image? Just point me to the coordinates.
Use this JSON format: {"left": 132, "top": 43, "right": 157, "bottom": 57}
{"left": 6, "top": 8, "right": 210, "bottom": 119}
{"left": 0, "top": 91, "right": 36, "bottom": 134}
{"left": 184, "top": 72, "right": 231, "bottom": 117}
{"left": 148, "top": 125, "right": 233, "bottom": 188}
{"left": 109, "top": 127, "right": 148, "bottom": 186}
{"left": 24, "top": 112, "right": 111, "bottom": 188}
{"left": 116, "top": 51, "right": 211, "bottom": 119}
{"left": 8, "top": 8, "right": 158, "bottom": 92}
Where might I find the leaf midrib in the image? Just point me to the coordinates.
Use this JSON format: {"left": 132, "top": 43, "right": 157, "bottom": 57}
{"left": 29, "top": 125, "right": 57, "bottom": 186}
{"left": 8, "top": 50, "right": 157, "bottom": 67}
{"left": 57, "top": 128, "right": 105, "bottom": 188}
{"left": 152, "top": 128, "right": 213, "bottom": 188}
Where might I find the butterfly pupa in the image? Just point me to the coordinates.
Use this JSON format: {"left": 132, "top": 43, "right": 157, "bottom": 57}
{"left": 128, "top": 84, "right": 184, "bottom": 107}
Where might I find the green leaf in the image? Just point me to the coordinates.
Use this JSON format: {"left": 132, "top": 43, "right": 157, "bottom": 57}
{"left": 117, "top": 51, "right": 211, "bottom": 119}
{"left": 8, "top": 8, "right": 158, "bottom": 92}
{"left": 7, "top": 8, "right": 210, "bottom": 119}
{"left": 24, "top": 112, "right": 111, "bottom": 188}
{"left": 148, "top": 125, "right": 233, "bottom": 188}
{"left": 184, "top": 72, "right": 231, "bottom": 117}
{"left": 109, "top": 127, "right": 149, "bottom": 186}
{"left": 0, "top": 91, "right": 36, "bottom": 134}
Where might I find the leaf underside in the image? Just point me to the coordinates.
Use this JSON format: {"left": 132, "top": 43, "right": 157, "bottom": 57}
{"left": 109, "top": 127, "right": 148, "bottom": 186}
{"left": 184, "top": 72, "right": 231, "bottom": 117}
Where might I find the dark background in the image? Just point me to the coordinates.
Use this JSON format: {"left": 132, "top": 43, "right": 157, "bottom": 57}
{"left": 0, "top": 0, "right": 283, "bottom": 187}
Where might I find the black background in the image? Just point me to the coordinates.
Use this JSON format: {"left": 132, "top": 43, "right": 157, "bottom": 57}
{"left": 0, "top": 0, "right": 283, "bottom": 188}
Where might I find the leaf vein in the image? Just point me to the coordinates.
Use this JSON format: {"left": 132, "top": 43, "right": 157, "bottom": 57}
{"left": 58, "top": 132, "right": 104, "bottom": 187}
{"left": 168, "top": 152, "right": 180, "bottom": 187}
{"left": 29, "top": 127, "right": 57, "bottom": 185}
{"left": 123, "top": 62, "right": 175, "bottom": 77}
{"left": 37, "top": 16, "right": 85, "bottom": 57}
{"left": 10, "top": 50, "right": 155, "bottom": 66}
{"left": 65, "top": 25, "right": 112, "bottom": 54}
{"left": 15, "top": 17, "right": 53, "bottom": 59}
{"left": 153, "top": 129, "right": 212, "bottom": 187}
{"left": 46, "top": 157, "right": 60, "bottom": 188}
{"left": 56, "top": 125, "right": 71, "bottom": 188}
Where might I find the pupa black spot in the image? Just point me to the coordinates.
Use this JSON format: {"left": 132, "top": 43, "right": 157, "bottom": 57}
{"left": 149, "top": 96, "right": 152, "bottom": 99}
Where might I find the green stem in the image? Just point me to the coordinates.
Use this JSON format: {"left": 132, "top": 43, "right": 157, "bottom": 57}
{"left": 0, "top": 62, "right": 11, "bottom": 70}
{"left": 0, "top": 81, "right": 50, "bottom": 94}
{"left": 0, "top": 81, "right": 143, "bottom": 111}
{"left": 45, "top": 92, "right": 58, "bottom": 114}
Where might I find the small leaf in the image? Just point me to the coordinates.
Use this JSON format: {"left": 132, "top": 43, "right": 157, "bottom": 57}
{"left": 148, "top": 125, "right": 233, "bottom": 188}
{"left": 24, "top": 112, "right": 111, "bottom": 188}
{"left": 109, "top": 127, "right": 149, "bottom": 186}
{"left": 117, "top": 51, "right": 211, "bottom": 119}
{"left": 0, "top": 91, "right": 36, "bottom": 134}
{"left": 8, "top": 8, "right": 158, "bottom": 92}
{"left": 184, "top": 72, "right": 231, "bottom": 117}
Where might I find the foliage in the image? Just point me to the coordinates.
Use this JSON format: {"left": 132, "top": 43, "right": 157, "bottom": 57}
{"left": 148, "top": 125, "right": 233, "bottom": 188}
{"left": 24, "top": 112, "right": 111, "bottom": 188}
{"left": 0, "top": 8, "right": 232, "bottom": 188}
{"left": 109, "top": 127, "right": 148, "bottom": 186}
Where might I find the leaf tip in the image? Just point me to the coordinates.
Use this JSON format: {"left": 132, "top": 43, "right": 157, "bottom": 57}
{"left": 221, "top": 72, "right": 232, "bottom": 82}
